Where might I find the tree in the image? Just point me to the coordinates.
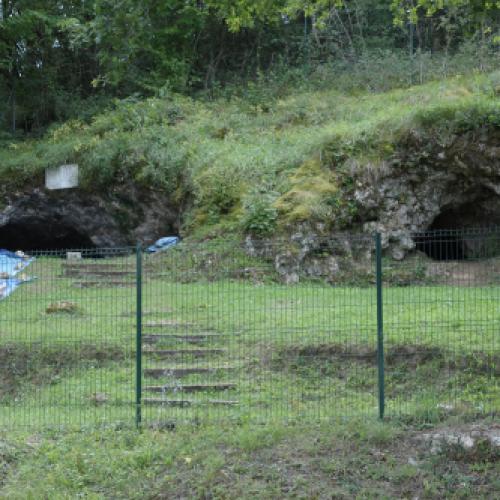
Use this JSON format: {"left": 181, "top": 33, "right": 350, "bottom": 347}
{"left": 91, "top": 0, "right": 206, "bottom": 94}
{"left": 0, "top": 1, "right": 96, "bottom": 132}
{"left": 392, "top": 0, "right": 499, "bottom": 27}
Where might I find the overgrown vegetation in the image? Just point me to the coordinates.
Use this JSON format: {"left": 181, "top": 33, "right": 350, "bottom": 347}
{"left": 0, "top": 419, "right": 498, "bottom": 498}
{"left": 0, "top": 2, "right": 499, "bottom": 240}
{"left": 1, "top": 1, "right": 498, "bottom": 135}
{"left": 1, "top": 70, "right": 499, "bottom": 238}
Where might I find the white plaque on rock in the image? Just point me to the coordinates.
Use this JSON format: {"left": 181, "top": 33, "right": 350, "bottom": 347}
{"left": 45, "top": 164, "right": 79, "bottom": 190}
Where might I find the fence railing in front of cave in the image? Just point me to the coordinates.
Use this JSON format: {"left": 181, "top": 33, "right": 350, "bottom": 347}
{"left": 0, "top": 228, "right": 498, "bottom": 429}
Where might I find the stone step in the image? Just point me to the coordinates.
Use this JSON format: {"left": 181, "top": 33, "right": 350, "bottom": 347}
{"left": 143, "top": 398, "right": 238, "bottom": 407}
{"left": 143, "top": 334, "right": 226, "bottom": 344}
{"left": 63, "top": 263, "right": 131, "bottom": 270}
{"left": 144, "top": 383, "right": 237, "bottom": 393}
{"left": 144, "top": 320, "right": 199, "bottom": 328}
{"left": 143, "top": 348, "right": 227, "bottom": 357}
{"left": 63, "top": 263, "right": 154, "bottom": 273}
{"left": 144, "top": 366, "right": 235, "bottom": 378}
{"left": 72, "top": 280, "right": 135, "bottom": 288}
{"left": 64, "top": 269, "right": 135, "bottom": 277}
{"left": 121, "top": 309, "right": 172, "bottom": 317}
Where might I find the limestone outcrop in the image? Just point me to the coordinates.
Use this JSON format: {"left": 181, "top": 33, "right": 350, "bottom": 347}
{"left": 0, "top": 185, "right": 180, "bottom": 250}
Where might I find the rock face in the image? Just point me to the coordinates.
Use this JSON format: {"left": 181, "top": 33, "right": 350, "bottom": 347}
{"left": 248, "top": 127, "right": 500, "bottom": 282}
{"left": 2, "top": 127, "right": 498, "bottom": 268}
{"left": 354, "top": 127, "right": 500, "bottom": 260}
{"left": 0, "top": 185, "right": 179, "bottom": 250}
{"left": 246, "top": 229, "right": 373, "bottom": 285}
{"left": 422, "top": 426, "right": 500, "bottom": 455}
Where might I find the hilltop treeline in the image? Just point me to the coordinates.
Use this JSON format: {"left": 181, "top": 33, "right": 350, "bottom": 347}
{"left": 0, "top": 0, "right": 498, "bottom": 135}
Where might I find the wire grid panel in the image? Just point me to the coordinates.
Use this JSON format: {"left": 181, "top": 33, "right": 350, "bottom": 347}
{"left": 383, "top": 228, "right": 500, "bottom": 421}
{"left": 141, "top": 236, "right": 378, "bottom": 425}
{"left": 0, "top": 248, "right": 136, "bottom": 428}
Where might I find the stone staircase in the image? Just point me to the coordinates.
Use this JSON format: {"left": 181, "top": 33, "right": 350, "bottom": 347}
{"left": 141, "top": 321, "right": 238, "bottom": 407}
{"left": 62, "top": 261, "right": 137, "bottom": 287}
{"left": 62, "top": 258, "right": 239, "bottom": 409}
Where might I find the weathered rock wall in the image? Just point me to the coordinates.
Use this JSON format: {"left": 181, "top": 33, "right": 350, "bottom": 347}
{"left": 0, "top": 184, "right": 180, "bottom": 249}
{"left": 355, "top": 127, "right": 500, "bottom": 259}
{"left": 1, "top": 127, "right": 498, "bottom": 271}
{"left": 247, "top": 126, "right": 500, "bottom": 283}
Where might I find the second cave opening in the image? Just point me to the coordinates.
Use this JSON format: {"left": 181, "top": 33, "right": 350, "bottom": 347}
{"left": 415, "top": 201, "right": 500, "bottom": 261}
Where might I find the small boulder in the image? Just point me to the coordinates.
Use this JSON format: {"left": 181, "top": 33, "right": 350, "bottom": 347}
{"left": 46, "top": 301, "right": 80, "bottom": 315}
{"left": 89, "top": 392, "right": 108, "bottom": 405}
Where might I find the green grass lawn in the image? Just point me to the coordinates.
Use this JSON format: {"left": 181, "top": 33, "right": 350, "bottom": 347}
{"left": 1, "top": 418, "right": 498, "bottom": 499}
{"left": 0, "top": 254, "right": 498, "bottom": 429}
{"left": 0, "top": 253, "right": 498, "bottom": 499}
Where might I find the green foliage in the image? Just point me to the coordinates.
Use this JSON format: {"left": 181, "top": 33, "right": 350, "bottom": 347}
{"left": 241, "top": 188, "right": 279, "bottom": 235}
{"left": 275, "top": 158, "right": 340, "bottom": 225}
{"left": 0, "top": 0, "right": 100, "bottom": 132}
{"left": 91, "top": 0, "right": 206, "bottom": 94}
{"left": 1, "top": 70, "right": 499, "bottom": 233}
{"left": 192, "top": 164, "right": 245, "bottom": 225}
{"left": 1, "top": 0, "right": 498, "bottom": 135}
{"left": 392, "top": 0, "right": 499, "bottom": 26}
{"left": 203, "top": 0, "right": 285, "bottom": 31}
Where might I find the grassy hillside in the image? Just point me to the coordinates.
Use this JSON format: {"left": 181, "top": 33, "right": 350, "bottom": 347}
{"left": 1, "top": 71, "right": 499, "bottom": 237}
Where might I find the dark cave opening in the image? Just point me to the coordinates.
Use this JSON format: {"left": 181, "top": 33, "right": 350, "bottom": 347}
{"left": 415, "top": 228, "right": 465, "bottom": 261}
{"left": 0, "top": 218, "right": 95, "bottom": 252}
{"left": 415, "top": 201, "right": 500, "bottom": 261}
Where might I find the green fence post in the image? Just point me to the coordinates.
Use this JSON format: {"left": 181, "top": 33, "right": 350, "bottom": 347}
{"left": 375, "top": 233, "right": 385, "bottom": 420}
{"left": 135, "top": 243, "right": 143, "bottom": 428}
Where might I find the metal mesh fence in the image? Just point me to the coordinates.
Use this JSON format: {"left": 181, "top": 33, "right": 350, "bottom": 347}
{"left": 0, "top": 228, "right": 498, "bottom": 428}
{"left": 0, "top": 248, "right": 136, "bottom": 428}
{"left": 383, "top": 228, "right": 500, "bottom": 421}
{"left": 140, "top": 235, "right": 377, "bottom": 425}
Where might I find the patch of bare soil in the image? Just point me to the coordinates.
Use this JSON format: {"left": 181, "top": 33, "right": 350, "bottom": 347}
{"left": 152, "top": 421, "right": 499, "bottom": 499}
{"left": 426, "top": 259, "right": 500, "bottom": 286}
{"left": 271, "top": 343, "right": 499, "bottom": 375}
{"left": 0, "top": 344, "right": 125, "bottom": 399}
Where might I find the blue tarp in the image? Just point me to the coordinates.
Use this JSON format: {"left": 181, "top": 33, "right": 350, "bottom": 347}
{"left": 146, "top": 236, "right": 180, "bottom": 254}
{"left": 0, "top": 250, "right": 34, "bottom": 300}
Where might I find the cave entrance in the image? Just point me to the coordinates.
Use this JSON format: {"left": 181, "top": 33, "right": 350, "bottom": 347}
{"left": 0, "top": 218, "right": 95, "bottom": 252}
{"left": 415, "top": 200, "right": 500, "bottom": 261}
{"left": 415, "top": 227, "right": 465, "bottom": 261}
